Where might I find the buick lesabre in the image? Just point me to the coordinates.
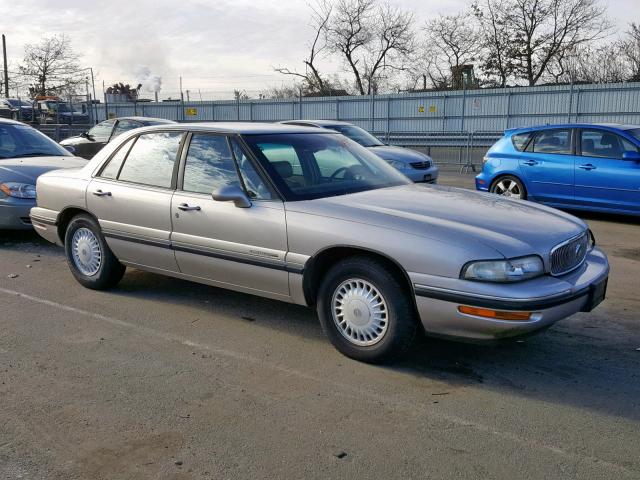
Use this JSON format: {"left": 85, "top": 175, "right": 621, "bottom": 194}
{"left": 30, "top": 123, "right": 609, "bottom": 362}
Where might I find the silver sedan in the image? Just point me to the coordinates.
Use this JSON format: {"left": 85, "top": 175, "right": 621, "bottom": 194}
{"left": 30, "top": 123, "right": 609, "bottom": 363}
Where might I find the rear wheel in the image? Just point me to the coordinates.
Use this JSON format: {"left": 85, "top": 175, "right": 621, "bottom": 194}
{"left": 64, "top": 214, "right": 125, "bottom": 290}
{"left": 490, "top": 175, "right": 527, "bottom": 199}
{"left": 317, "top": 256, "right": 417, "bottom": 363}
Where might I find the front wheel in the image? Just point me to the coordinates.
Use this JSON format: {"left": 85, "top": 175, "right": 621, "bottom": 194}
{"left": 490, "top": 175, "right": 527, "bottom": 199}
{"left": 64, "top": 214, "right": 125, "bottom": 290}
{"left": 317, "top": 256, "right": 417, "bottom": 363}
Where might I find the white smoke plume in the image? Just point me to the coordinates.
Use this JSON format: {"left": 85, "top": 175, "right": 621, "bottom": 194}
{"left": 134, "top": 66, "right": 162, "bottom": 93}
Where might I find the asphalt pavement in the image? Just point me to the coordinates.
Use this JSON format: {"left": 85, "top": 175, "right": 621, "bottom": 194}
{"left": 1, "top": 172, "right": 639, "bottom": 479}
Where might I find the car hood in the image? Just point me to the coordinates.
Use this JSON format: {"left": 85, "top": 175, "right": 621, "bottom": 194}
{"left": 368, "top": 145, "right": 431, "bottom": 162}
{"left": 287, "top": 184, "right": 586, "bottom": 259}
{"left": 0, "top": 156, "right": 88, "bottom": 183}
{"left": 59, "top": 136, "right": 83, "bottom": 145}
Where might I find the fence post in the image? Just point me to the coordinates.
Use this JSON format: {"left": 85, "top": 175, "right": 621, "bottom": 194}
{"left": 370, "top": 92, "right": 375, "bottom": 132}
{"left": 336, "top": 98, "right": 340, "bottom": 120}
{"left": 442, "top": 94, "right": 447, "bottom": 131}
{"left": 505, "top": 89, "right": 511, "bottom": 130}
{"left": 567, "top": 83, "right": 574, "bottom": 123}
{"left": 460, "top": 87, "right": 467, "bottom": 132}
{"left": 386, "top": 96, "right": 391, "bottom": 142}
{"left": 574, "top": 87, "right": 581, "bottom": 123}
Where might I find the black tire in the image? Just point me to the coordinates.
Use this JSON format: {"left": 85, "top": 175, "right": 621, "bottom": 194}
{"left": 489, "top": 175, "right": 527, "bottom": 199}
{"left": 64, "top": 214, "right": 125, "bottom": 290}
{"left": 317, "top": 256, "right": 417, "bottom": 364}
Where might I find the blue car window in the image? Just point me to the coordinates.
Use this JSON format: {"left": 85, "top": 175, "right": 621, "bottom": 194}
{"left": 530, "top": 129, "right": 571, "bottom": 155}
{"left": 580, "top": 129, "right": 638, "bottom": 159}
{"left": 512, "top": 132, "right": 532, "bottom": 151}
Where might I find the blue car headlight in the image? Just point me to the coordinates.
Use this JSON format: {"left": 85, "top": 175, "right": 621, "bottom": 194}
{"left": 0, "top": 182, "right": 37, "bottom": 199}
{"left": 386, "top": 159, "right": 406, "bottom": 170}
{"left": 462, "top": 255, "right": 544, "bottom": 282}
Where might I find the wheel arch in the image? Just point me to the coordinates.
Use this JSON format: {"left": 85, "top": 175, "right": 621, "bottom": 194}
{"left": 57, "top": 207, "right": 100, "bottom": 243}
{"left": 301, "top": 245, "right": 417, "bottom": 311}
{"left": 489, "top": 172, "right": 528, "bottom": 197}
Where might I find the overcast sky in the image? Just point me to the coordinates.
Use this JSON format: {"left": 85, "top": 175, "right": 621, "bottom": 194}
{"left": 2, "top": 0, "right": 638, "bottom": 100}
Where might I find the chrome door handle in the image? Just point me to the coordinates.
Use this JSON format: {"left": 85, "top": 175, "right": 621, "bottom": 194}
{"left": 92, "top": 189, "right": 112, "bottom": 196}
{"left": 578, "top": 164, "right": 596, "bottom": 170}
{"left": 178, "top": 203, "right": 201, "bottom": 211}
{"left": 522, "top": 160, "right": 537, "bottom": 166}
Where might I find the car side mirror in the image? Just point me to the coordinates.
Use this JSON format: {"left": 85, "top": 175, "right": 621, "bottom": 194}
{"left": 212, "top": 184, "right": 252, "bottom": 208}
{"left": 622, "top": 151, "right": 640, "bottom": 162}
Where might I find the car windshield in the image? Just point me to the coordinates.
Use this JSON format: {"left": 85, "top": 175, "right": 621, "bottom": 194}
{"left": 627, "top": 128, "right": 640, "bottom": 142}
{"left": 0, "top": 124, "right": 72, "bottom": 159}
{"left": 47, "top": 102, "right": 72, "bottom": 113}
{"left": 8, "top": 99, "right": 31, "bottom": 107}
{"left": 325, "top": 124, "right": 384, "bottom": 147}
{"left": 243, "top": 133, "right": 410, "bottom": 201}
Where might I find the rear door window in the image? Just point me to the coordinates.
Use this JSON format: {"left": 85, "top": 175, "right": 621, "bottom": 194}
{"left": 117, "top": 132, "right": 182, "bottom": 188}
{"left": 529, "top": 129, "right": 572, "bottom": 155}
{"left": 99, "top": 137, "right": 135, "bottom": 179}
{"left": 111, "top": 119, "right": 142, "bottom": 138}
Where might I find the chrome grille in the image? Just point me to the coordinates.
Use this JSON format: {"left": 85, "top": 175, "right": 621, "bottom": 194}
{"left": 410, "top": 160, "right": 431, "bottom": 170}
{"left": 550, "top": 232, "right": 589, "bottom": 276}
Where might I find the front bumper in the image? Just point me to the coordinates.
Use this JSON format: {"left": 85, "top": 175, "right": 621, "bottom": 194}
{"left": 410, "top": 247, "right": 609, "bottom": 342}
{"left": 404, "top": 165, "right": 439, "bottom": 184}
{"left": 0, "top": 199, "right": 36, "bottom": 230}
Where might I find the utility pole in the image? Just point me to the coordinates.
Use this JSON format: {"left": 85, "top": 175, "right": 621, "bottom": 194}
{"left": 2, "top": 34, "right": 9, "bottom": 98}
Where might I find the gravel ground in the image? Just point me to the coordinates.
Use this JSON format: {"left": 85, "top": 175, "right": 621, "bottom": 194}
{"left": 1, "top": 172, "right": 638, "bottom": 480}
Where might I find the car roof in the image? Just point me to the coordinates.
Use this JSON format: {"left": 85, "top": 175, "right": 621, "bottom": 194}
{"left": 135, "top": 122, "right": 339, "bottom": 135}
{"left": 507, "top": 122, "right": 639, "bottom": 134}
{"left": 280, "top": 119, "right": 354, "bottom": 127}
{"left": 115, "top": 116, "right": 177, "bottom": 124}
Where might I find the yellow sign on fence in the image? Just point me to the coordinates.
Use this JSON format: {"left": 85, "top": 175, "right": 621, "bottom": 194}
{"left": 185, "top": 107, "right": 198, "bottom": 116}
{"left": 429, "top": 105, "right": 437, "bottom": 113}
{"left": 418, "top": 106, "right": 425, "bottom": 113}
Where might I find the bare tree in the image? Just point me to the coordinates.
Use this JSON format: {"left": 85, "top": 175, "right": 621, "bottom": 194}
{"left": 421, "top": 12, "right": 482, "bottom": 89}
{"left": 327, "top": 0, "right": 414, "bottom": 95}
{"left": 19, "top": 35, "right": 82, "bottom": 96}
{"left": 504, "top": 0, "right": 611, "bottom": 86}
{"left": 472, "top": 0, "right": 515, "bottom": 87}
{"left": 274, "top": 0, "right": 333, "bottom": 94}
{"left": 620, "top": 23, "right": 640, "bottom": 81}
{"left": 548, "top": 43, "right": 629, "bottom": 84}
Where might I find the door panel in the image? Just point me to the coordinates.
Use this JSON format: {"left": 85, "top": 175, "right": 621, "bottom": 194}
{"left": 518, "top": 128, "right": 575, "bottom": 204}
{"left": 171, "top": 193, "right": 289, "bottom": 296}
{"left": 575, "top": 129, "right": 640, "bottom": 213}
{"left": 87, "top": 179, "right": 179, "bottom": 271}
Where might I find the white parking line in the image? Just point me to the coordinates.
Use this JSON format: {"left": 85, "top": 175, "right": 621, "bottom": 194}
{"left": 0, "top": 286, "right": 636, "bottom": 477}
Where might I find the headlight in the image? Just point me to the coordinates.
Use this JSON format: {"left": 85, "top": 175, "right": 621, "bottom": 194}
{"left": 386, "top": 160, "right": 406, "bottom": 170}
{"left": 0, "top": 182, "right": 37, "bottom": 199}
{"left": 462, "top": 255, "right": 544, "bottom": 282}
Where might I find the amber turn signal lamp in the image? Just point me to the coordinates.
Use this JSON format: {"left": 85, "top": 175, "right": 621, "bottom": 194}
{"left": 457, "top": 306, "right": 532, "bottom": 321}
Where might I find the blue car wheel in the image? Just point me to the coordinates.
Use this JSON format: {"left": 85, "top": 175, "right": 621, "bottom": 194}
{"left": 489, "top": 175, "right": 527, "bottom": 200}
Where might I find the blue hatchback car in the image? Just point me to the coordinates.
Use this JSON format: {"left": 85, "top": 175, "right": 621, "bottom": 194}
{"left": 476, "top": 123, "right": 640, "bottom": 215}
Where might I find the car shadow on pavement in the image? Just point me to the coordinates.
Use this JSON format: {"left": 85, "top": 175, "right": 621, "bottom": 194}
{"left": 3, "top": 229, "right": 639, "bottom": 423}
{"left": 114, "top": 269, "right": 640, "bottom": 423}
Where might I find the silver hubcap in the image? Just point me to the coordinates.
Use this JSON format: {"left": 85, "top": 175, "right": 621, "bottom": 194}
{"left": 493, "top": 179, "right": 523, "bottom": 198}
{"left": 71, "top": 227, "right": 102, "bottom": 276}
{"left": 332, "top": 278, "right": 388, "bottom": 347}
